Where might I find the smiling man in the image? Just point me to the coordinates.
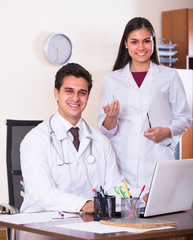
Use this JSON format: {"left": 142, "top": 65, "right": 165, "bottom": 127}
{"left": 54, "top": 75, "right": 89, "bottom": 125}
{"left": 54, "top": 65, "right": 92, "bottom": 125}
{"left": 18, "top": 63, "right": 124, "bottom": 240}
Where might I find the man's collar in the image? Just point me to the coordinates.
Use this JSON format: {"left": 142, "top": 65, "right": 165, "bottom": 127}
{"left": 56, "top": 112, "right": 82, "bottom": 132}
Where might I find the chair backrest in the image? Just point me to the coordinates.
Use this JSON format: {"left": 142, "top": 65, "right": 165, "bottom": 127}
{"left": 6, "top": 119, "right": 42, "bottom": 210}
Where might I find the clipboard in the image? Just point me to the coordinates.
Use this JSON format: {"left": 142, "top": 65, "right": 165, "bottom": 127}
{"left": 100, "top": 217, "right": 176, "bottom": 229}
{"left": 143, "top": 89, "right": 172, "bottom": 130}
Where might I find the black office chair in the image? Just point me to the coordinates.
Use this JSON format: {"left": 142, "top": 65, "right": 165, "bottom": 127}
{"left": 5, "top": 119, "right": 42, "bottom": 240}
{"left": 6, "top": 119, "right": 43, "bottom": 210}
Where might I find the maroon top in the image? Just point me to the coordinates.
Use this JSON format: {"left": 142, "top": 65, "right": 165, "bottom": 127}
{"left": 131, "top": 72, "right": 147, "bottom": 88}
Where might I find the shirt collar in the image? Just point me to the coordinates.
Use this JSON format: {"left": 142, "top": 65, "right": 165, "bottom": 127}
{"left": 56, "top": 112, "right": 83, "bottom": 132}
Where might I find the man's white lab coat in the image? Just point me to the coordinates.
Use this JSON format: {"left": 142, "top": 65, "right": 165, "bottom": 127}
{"left": 20, "top": 113, "right": 124, "bottom": 213}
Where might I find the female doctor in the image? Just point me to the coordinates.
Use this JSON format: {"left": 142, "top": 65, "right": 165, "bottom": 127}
{"left": 98, "top": 17, "right": 192, "bottom": 193}
{"left": 20, "top": 63, "right": 124, "bottom": 217}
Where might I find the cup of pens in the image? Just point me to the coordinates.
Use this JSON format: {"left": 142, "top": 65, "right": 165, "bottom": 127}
{"left": 94, "top": 189, "right": 115, "bottom": 221}
{"left": 121, "top": 197, "right": 141, "bottom": 218}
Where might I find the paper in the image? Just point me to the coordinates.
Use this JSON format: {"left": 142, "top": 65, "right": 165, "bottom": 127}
{"left": 56, "top": 221, "right": 175, "bottom": 234}
{"left": 0, "top": 211, "right": 78, "bottom": 225}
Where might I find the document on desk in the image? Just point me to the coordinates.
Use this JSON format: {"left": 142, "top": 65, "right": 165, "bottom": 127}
{"left": 56, "top": 221, "right": 175, "bottom": 234}
{"left": 0, "top": 211, "right": 77, "bottom": 225}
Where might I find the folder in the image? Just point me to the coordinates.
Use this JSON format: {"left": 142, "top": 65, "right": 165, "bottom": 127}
{"left": 143, "top": 89, "right": 172, "bottom": 130}
{"left": 100, "top": 217, "right": 176, "bottom": 229}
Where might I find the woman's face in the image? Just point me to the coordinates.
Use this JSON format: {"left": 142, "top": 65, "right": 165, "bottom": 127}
{"left": 125, "top": 27, "right": 154, "bottom": 67}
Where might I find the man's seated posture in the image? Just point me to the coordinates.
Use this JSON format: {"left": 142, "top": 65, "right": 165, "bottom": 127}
{"left": 17, "top": 63, "right": 125, "bottom": 240}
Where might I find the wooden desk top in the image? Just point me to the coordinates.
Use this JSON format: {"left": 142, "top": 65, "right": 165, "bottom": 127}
{"left": 0, "top": 209, "right": 193, "bottom": 240}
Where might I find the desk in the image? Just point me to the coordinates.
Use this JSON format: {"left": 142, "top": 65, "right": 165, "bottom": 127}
{"left": 0, "top": 226, "right": 7, "bottom": 240}
{"left": 0, "top": 209, "right": 193, "bottom": 240}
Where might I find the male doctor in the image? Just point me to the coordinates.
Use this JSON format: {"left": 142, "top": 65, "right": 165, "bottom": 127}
{"left": 18, "top": 63, "right": 125, "bottom": 239}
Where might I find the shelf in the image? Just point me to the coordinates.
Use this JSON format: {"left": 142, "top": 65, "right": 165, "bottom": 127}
{"left": 158, "top": 43, "right": 177, "bottom": 49}
{"left": 158, "top": 51, "right": 177, "bottom": 56}
{"left": 160, "top": 57, "right": 178, "bottom": 63}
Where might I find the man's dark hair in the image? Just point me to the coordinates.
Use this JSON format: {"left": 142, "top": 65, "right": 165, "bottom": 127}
{"left": 55, "top": 63, "right": 93, "bottom": 94}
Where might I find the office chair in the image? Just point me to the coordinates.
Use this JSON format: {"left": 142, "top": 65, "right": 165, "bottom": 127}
{"left": 5, "top": 119, "right": 42, "bottom": 240}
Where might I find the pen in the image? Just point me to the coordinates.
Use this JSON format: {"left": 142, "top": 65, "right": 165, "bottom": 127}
{"left": 124, "top": 181, "right": 131, "bottom": 198}
{"left": 58, "top": 211, "right": 64, "bottom": 217}
{"left": 100, "top": 186, "right": 105, "bottom": 197}
{"left": 128, "top": 185, "right": 145, "bottom": 218}
{"left": 124, "top": 181, "right": 138, "bottom": 218}
{"left": 138, "top": 185, "right": 145, "bottom": 199}
{"left": 147, "top": 113, "right": 152, "bottom": 128}
{"left": 100, "top": 186, "right": 109, "bottom": 213}
{"left": 63, "top": 211, "right": 81, "bottom": 214}
{"left": 96, "top": 190, "right": 106, "bottom": 216}
{"left": 92, "top": 188, "right": 97, "bottom": 198}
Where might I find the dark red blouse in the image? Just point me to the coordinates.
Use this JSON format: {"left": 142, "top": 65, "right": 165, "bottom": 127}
{"left": 131, "top": 72, "right": 147, "bottom": 88}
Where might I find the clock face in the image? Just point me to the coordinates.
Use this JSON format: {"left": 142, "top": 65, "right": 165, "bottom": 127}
{"left": 44, "top": 34, "right": 72, "bottom": 65}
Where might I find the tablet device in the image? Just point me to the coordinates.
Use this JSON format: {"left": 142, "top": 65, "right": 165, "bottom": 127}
{"left": 143, "top": 158, "right": 193, "bottom": 217}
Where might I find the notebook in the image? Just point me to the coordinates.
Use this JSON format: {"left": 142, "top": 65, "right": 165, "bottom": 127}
{"left": 143, "top": 158, "right": 193, "bottom": 217}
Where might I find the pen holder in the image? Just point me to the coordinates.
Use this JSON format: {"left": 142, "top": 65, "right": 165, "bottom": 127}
{"left": 121, "top": 197, "right": 140, "bottom": 218}
{"left": 94, "top": 195, "right": 115, "bottom": 221}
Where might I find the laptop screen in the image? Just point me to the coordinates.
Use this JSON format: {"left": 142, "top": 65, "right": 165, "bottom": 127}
{"left": 143, "top": 159, "right": 193, "bottom": 217}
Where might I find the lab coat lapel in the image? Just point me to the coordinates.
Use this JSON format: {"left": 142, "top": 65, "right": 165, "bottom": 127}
{"left": 50, "top": 113, "right": 68, "bottom": 141}
{"left": 120, "top": 62, "right": 161, "bottom": 90}
{"left": 77, "top": 120, "right": 93, "bottom": 159}
{"left": 140, "top": 62, "right": 160, "bottom": 90}
{"left": 120, "top": 63, "right": 139, "bottom": 89}
{"left": 48, "top": 113, "right": 69, "bottom": 165}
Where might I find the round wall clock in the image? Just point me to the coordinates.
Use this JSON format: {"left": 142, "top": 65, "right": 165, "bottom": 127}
{"left": 43, "top": 33, "right": 72, "bottom": 65}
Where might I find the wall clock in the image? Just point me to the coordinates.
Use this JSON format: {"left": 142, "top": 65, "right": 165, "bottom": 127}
{"left": 43, "top": 33, "right": 72, "bottom": 65}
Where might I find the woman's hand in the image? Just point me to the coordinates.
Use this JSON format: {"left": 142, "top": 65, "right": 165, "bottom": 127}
{"left": 143, "top": 193, "right": 149, "bottom": 203}
{"left": 103, "top": 100, "right": 120, "bottom": 118}
{"left": 144, "top": 127, "right": 171, "bottom": 143}
{"left": 102, "top": 100, "right": 120, "bottom": 130}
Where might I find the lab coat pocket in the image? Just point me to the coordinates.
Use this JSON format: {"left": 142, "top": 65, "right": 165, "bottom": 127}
{"left": 84, "top": 158, "right": 104, "bottom": 186}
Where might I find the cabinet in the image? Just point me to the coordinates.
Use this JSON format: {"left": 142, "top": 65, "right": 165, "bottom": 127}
{"left": 162, "top": 8, "right": 193, "bottom": 69}
{"left": 0, "top": 226, "right": 6, "bottom": 240}
{"left": 187, "top": 55, "right": 193, "bottom": 69}
{"left": 162, "top": 9, "right": 193, "bottom": 159}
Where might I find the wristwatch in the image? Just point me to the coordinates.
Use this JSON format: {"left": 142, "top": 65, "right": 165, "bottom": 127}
{"left": 43, "top": 33, "right": 72, "bottom": 65}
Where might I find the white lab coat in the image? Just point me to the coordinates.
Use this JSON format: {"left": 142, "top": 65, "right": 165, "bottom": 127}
{"left": 98, "top": 62, "right": 192, "bottom": 191}
{"left": 20, "top": 113, "right": 124, "bottom": 213}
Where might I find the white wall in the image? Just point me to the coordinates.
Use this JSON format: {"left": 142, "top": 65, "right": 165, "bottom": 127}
{"left": 0, "top": 0, "right": 193, "bottom": 203}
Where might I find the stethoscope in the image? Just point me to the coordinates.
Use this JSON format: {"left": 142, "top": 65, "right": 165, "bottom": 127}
{"left": 48, "top": 114, "right": 96, "bottom": 165}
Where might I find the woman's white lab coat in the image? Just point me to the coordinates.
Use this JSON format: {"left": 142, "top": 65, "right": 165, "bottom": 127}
{"left": 98, "top": 62, "right": 192, "bottom": 191}
{"left": 20, "top": 113, "right": 124, "bottom": 213}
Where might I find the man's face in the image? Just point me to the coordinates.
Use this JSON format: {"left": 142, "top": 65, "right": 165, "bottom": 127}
{"left": 54, "top": 76, "right": 89, "bottom": 125}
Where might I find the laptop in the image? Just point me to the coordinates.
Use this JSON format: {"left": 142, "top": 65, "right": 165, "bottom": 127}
{"left": 143, "top": 158, "right": 193, "bottom": 217}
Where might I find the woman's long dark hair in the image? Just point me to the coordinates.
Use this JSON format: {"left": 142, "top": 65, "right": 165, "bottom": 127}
{"left": 113, "top": 17, "right": 160, "bottom": 71}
